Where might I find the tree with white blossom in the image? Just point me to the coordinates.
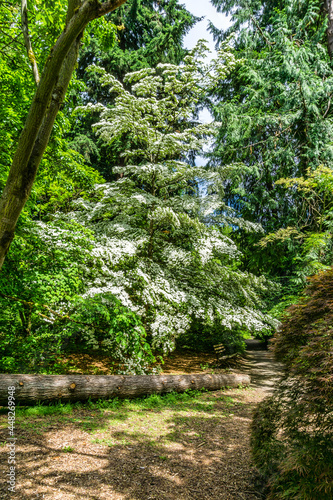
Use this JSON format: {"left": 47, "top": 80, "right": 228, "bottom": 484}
{"left": 66, "top": 41, "right": 276, "bottom": 363}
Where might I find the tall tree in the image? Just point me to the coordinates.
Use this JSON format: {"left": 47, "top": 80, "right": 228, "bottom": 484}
{"left": 69, "top": 0, "right": 198, "bottom": 180}
{"left": 67, "top": 47, "right": 274, "bottom": 355}
{"left": 208, "top": 0, "right": 333, "bottom": 281}
{"left": 79, "top": 0, "right": 198, "bottom": 84}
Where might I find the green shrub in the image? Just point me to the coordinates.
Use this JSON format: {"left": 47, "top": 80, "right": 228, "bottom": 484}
{"left": 177, "top": 318, "right": 247, "bottom": 354}
{"left": 251, "top": 268, "right": 333, "bottom": 499}
{"left": 57, "top": 294, "right": 155, "bottom": 374}
{"left": 0, "top": 294, "right": 154, "bottom": 374}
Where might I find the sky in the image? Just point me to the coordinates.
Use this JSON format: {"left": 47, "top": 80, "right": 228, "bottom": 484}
{"left": 182, "top": 0, "right": 231, "bottom": 57}
{"left": 181, "top": 1, "right": 231, "bottom": 163}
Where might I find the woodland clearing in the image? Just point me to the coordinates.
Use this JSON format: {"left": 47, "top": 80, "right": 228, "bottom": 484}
{"left": 0, "top": 348, "right": 283, "bottom": 499}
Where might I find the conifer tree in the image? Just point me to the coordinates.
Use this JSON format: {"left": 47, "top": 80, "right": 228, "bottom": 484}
{"left": 79, "top": 0, "right": 199, "bottom": 84}
{"left": 69, "top": 0, "right": 199, "bottom": 179}
{"left": 208, "top": 0, "right": 333, "bottom": 281}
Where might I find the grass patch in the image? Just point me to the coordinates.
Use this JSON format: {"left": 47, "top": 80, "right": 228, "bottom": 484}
{"left": 62, "top": 445, "right": 74, "bottom": 453}
{"left": 0, "top": 389, "right": 246, "bottom": 451}
{"left": 16, "top": 401, "right": 74, "bottom": 417}
{"left": 14, "top": 389, "right": 215, "bottom": 417}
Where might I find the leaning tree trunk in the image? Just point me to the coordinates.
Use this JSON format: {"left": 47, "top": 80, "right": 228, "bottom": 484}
{"left": 0, "top": 0, "right": 127, "bottom": 271}
{"left": 0, "top": 373, "right": 250, "bottom": 405}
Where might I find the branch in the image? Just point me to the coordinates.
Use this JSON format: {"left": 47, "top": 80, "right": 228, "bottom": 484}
{"left": 250, "top": 15, "right": 275, "bottom": 47}
{"left": 225, "top": 125, "right": 292, "bottom": 153}
{"left": 246, "top": 125, "right": 291, "bottom": 150}
{"left": 323, "top": 95, "right": 331, "bottom": 119}
{"left": 21, "top": 0, "right": 39, "bottom": 85}
{"left": 96, "top": 0, "right": 128, "bottom": 17}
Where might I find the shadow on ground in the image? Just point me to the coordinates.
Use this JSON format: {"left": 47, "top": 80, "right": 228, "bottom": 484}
{"left": 0, "top": 389, "right": 266, "bottom": 500}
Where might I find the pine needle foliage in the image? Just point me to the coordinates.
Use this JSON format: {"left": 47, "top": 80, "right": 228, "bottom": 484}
{"left": 78, "top": 0, "right": 199, "bottom": 84}
{"left": 210, "top": 0, "right": 333, "bottom": 231}
{"left": 208, "top": 0, "right": 333, "bottom": 285}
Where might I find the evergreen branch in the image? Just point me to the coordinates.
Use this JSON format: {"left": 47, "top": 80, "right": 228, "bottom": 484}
{"left": 246, "top": 125, "right": 292, "bottom": 150}
{"left": 225, "top": 125, "right": 292, "bottom": 153}
{"left": 250, "top": 15, "right": 275, "bottom": 47}
{"left": 298, "top": 80, "right": 309, "bottom": 118}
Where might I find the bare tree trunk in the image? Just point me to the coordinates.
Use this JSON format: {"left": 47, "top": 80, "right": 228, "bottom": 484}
{"left": 21, "top": 0, "right": 40, "bottom": 85}
{"left": 325, "top": 0, "right": 333, "bottom": 57}
{"left": 0, "top": 373, "right": 251, "bottom": 405}
{"left": 0, "top": 0, "right": 127, "bottom": 271}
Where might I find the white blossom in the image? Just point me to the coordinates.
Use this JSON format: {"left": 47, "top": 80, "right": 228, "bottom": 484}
{"left": 64, "top": 43, "right": 276, "bottom": 357}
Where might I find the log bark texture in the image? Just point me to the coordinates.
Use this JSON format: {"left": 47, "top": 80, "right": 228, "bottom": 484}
{"left": 0, "top": 373, "right": 250, "bottom": 405}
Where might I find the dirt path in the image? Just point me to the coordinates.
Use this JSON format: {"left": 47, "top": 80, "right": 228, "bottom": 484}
{"left": 238, "top": 340, "right": 284, "bottom": 393}
{"left": 0, "top": 348, "right": 283, "bottom": 500}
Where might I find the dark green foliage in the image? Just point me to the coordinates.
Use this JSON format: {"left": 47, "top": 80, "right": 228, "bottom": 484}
{"left": 208, "top": 0, "right": 333, "bottom": 288}
{"left": 78, "top": 0, "right": 198, "bottom": 84}
{"left": 178, "top": 319, "right": 247, "bottom": 354}
{"left": 251, "top": 268, "right": 333, "bottom": 499}
{"left": 0, "top": 292, "right": 154, "bottom": 375}
{"left": 58, "top": 294, "right": 155, "bottom": 373}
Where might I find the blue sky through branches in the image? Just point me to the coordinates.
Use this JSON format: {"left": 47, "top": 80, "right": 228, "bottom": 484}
{"left": 183, "top": 0, "right": 230, "bottom": 57}
{"left": 182, "top": 1, "right": 231, "bottom": 164}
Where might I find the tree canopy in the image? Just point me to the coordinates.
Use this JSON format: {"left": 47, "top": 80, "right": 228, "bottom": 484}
{"left": 0, "top": 1, "right": 332, "bottom": 413}
{"left": 1, "top": 3, "right": 333, "bottom": 492}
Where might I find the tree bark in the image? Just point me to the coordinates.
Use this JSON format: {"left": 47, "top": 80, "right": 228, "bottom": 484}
{"left": 326, "top": 0, "right": 333, "bottom": 57}
{"left": 0, "top": 0, "right": 127, "bottom": 271}
{"left": 0, "top": 373, "right": 251, "bottom": 405}
{"left": 21, "top": 0, "right": 40, "bottom": 85}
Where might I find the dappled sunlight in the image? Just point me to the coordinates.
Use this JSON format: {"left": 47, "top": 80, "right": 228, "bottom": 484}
{"left": 0, "top": 387, "right": 266, "bottom": 499}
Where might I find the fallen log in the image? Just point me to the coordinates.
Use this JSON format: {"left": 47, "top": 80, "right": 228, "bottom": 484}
{"left": 0, "top": 373, "right": 250, "bottom": 405}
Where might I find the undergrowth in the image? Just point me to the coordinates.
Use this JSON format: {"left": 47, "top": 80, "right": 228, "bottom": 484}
{"left": 251, "top": 268, "right": 333, "bottom": 500}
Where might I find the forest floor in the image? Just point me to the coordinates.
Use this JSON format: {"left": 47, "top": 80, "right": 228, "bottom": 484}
{"left": 0, "top": 345, "right": 283, "bottom": 500}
